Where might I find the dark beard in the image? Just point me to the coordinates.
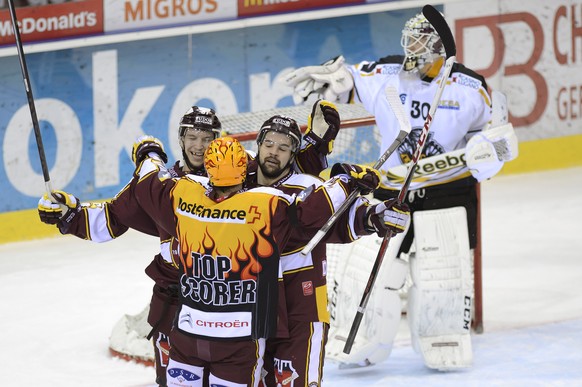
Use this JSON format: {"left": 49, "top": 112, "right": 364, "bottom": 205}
{"left": 258, "top": 158, "right": 292, "bottom": 180}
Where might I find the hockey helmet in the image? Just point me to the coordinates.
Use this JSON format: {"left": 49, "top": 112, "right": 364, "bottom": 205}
{"left": 204, "top": 136, "right": 247, "bottom": 187}
{"left": 179, "top": 106, "right": 222, "bottom": 138}
{"left": 400, "top": 12, "right": 445, "bottom": 72}
{"left": 256, "top": 115, "right": 301, "bottom": 153}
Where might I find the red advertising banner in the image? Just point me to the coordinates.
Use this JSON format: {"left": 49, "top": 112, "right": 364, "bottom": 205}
{"left": 238, "top": 0, "right": 365, "bottom": 17}
{"left": 0, "top": 0, "right": 103, "bottom": 46}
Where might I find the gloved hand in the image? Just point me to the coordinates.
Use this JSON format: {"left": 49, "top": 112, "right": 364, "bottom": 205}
{"left": 132, "top": 135, "right": 168, "bottom": 166}
{"left": 304, "top": 99, "right": 340, "bottom": 155}
{"left": 38, "top": 190, "right": 79, "bottom": 225}
{"left": 366, "top": 199, "right": 410, "bottom": 237}
{"left": 330, "top": 163, "right": 380, "bottom": 195}
{"left": 285, "top": 55, "right": 354, "bottom": 105}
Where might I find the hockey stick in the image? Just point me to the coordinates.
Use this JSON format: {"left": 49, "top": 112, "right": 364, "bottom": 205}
{"left": 7, "top": 0, "right": 53, "bottom": 195}
{"left": 384, "top": 122, "right": 517, "bottom": 185}
{"left": 343, "top": 4, "right": 457, "bottom": 354}
{"left": 300, "top": 86, "right": 411, "bottom": 256}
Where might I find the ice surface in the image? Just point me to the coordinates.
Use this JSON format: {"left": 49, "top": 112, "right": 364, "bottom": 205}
{"left": 1, "top": 167, "right": 581, "bottom": 386}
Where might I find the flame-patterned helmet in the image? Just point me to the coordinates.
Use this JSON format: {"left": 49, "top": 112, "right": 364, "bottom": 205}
{"left": 204, "top": 137, "right": 247, "bottom": 187}
{"left": 179, "top": 106, "right": 222, "bottom": 138}
{"left": 256, "top": 115, "right": 301, "bottom": 153}
{"left": 400, "top": 12, "right": 445, "bottom": 72}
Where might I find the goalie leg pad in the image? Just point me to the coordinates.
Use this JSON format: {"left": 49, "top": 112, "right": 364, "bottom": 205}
{"left": 325, "top": 229, "right": 408, "bottom": 366}
{"left": 408, "top": 207, "right": 473, "bottom": 370}
{"left": 109, "top": 305, "right": 155, "bottom": 363}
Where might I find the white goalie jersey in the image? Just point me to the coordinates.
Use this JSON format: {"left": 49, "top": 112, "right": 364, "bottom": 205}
{"left": 348, "top": 58, "right": 492, "bottom": 190}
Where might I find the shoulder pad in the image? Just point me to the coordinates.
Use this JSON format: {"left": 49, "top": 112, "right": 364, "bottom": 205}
{"left": 283, "top": 173, "right": 323, "bottom": 189}
{"left": 184, "top": 174, "right": 209, "bottom": 185}
{"left": 377, "top": 54, "right": 405, "bottom": 64}
{"left": 450, "top": 63, "right": 489, "bottom": 90}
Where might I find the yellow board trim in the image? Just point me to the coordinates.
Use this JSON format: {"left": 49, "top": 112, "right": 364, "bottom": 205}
{"left": 498, "top": 134, "right": 582, "bottom": 175}
{"left": 2, "top": 134, "right": 582, "bottom": 245}
{"left": 0, "top": 211, "right": 61, "bottom": 244}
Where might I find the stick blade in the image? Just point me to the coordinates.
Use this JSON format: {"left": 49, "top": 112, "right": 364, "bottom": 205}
{"left": 423, "top": 4, "right": 456, "bottom": 58}
{"left": 385, "top": 86, "right": 411, "bottom": 134}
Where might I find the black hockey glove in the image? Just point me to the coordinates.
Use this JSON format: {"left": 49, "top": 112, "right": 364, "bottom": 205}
{"left": 365, "top": 199, "right": 410, "bottom": 237}
{"left": 132, "top": 135, "right": 168, "bottom": 166}
{"left": 330, "top": 163, "right": 380, "bottom": 195}
{"left": 38, "top": 190, "right": 80, "bottom": 225}
{"left": 304, "top": 99, "right": 340, "bottom": 155}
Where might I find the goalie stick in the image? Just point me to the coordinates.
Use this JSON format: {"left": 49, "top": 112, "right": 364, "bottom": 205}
{"left": 300, "top": 86, "right": 411, "bottom": 256}
{"left": 343, "top": 4, "right": 457, "bottom": 355}
{"left": 7, "top": 0, "right": 53, "bottom": 196}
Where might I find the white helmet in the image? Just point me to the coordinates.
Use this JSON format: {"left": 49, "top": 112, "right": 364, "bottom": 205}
{"left": 401, "top": 12, "right": 445, "bottom": 73}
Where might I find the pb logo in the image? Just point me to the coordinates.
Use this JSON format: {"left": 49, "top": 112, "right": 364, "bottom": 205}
{"left": 455, "top": 6, "right": 582, "bottom": 127}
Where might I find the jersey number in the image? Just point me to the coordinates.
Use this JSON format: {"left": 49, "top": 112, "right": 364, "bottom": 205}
{"left": 411, "top": 100, "right": 431, "bottom": 120}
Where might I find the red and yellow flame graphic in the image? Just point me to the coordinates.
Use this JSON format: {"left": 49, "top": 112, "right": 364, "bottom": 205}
{"left": 179, "top": 225, "right": 275, "bottom": 280}
{"left": 176, "top": 202, "right": 279, "bottom": 281}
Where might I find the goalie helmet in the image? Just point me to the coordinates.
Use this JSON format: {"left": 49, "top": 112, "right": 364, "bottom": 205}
{"left": 256, "top": 115, "right": 301, "bottom": 153}
{"left": 400, "top": 12, "right": 445, "bottom": 74}
{"left": 204, "top": 136, "right": 247, "bottom": 187}
{"left": 179, "top": 106, "right": 221, "bottom": 138}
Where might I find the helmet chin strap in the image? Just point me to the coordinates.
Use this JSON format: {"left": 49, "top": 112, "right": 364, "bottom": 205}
{"left": 181, "top": 148, "right": 199, "bottom": 173}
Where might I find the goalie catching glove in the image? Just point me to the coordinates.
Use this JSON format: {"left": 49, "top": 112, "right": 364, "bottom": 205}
{"left": 331, "top": 163, "right": 380, "bottom": 195}
{"left": 285, "top": 55, "right": 354, "bottom": 105}
{"left": 38, "top": 190, "right": 79, "bottom": 225}
{"left": 365, "top": 199, "right": 410, "bottom": 237}
{"left": 132, "top": 135, "right": 168, "bottom": 166}
{"left": 305, "top": 99, "right": 340, "bottom": 155}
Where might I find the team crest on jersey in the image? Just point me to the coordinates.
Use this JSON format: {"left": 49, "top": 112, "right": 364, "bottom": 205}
{"left": 302, "top": 281, "right": 314, "bottom": 296}
{"left": 274, "top": 358, "right": 299, "bottom": 386}
{"left": 398, "top": 128, "right": 445, "bottom": 164}
{"left": 452, "top": 73, "right": 482, "bottom": 90}
{"left": 374, "top": 64, "right": 401, "bottom": 76}
{"left": 296, "top": 185, "right": 314, "bottom": 202}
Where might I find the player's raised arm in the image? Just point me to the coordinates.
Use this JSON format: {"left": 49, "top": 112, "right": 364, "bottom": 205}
{"left": 132, "top": 135, "right": 180, "bottom": 240}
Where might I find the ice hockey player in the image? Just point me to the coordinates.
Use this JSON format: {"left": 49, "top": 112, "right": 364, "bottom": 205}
{"left": 127, "top": 135, "right": 408, "bottom": 386}
{"left": 36, "top": 103, "right": 340, "bottom": 386}
{"left": 37, "top": 106, "right": 222, "bottom": 387}
{"left": 285, "top": 10, "right": 518, "bottom": 371}
{"left": 37, "top": 102, "right": 409, "bottom": 386}
{"left": 245, "top": 112, "right": 410, "bottom": 387}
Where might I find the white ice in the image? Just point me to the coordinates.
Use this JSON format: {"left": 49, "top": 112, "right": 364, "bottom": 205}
{"left": 1, "top": 167, "right": 582, "bottom": 386}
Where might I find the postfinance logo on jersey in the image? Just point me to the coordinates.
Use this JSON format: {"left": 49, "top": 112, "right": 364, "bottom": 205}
{"left": 177, "top": 197, "right": 246, "bottom": 223}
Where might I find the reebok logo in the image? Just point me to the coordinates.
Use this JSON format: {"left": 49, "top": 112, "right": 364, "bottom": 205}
{"left": 413, "top": 153, "right": 466, "bottom": 176}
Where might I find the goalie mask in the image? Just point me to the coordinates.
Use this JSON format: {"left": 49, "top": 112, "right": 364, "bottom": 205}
{"left": 401, "top": 12, "right": 445, "bottom": 76}
{"left": 256, "top": 115, "right": 302, "bottom": 154}
{"left": 204, "top": 136, "right": 247, "bottom": 187}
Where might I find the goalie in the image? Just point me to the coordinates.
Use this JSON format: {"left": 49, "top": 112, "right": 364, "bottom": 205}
{"left": 286, "top": 10, "right": 518, "bottom": 371}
